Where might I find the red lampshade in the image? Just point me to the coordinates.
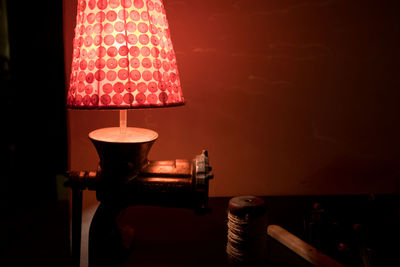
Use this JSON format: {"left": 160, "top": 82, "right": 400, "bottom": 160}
{"left": 67, "top": 0, "right": 184, "bottom": 109}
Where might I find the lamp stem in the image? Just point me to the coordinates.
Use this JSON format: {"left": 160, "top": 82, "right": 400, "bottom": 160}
{"left": 120, "top": 109, "right": 127, "bottom": 134}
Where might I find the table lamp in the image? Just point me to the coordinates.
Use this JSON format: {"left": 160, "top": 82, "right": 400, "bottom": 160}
{"left": 67, "top": 0, "right": 184, "bottom": 125}
{"left": 65, "top": 1, "right": 213, "bottom": 266}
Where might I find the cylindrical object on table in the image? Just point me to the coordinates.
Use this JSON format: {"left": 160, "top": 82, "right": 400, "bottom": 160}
{"left": 227, "top": 196, "right": 267, "bottom": 265}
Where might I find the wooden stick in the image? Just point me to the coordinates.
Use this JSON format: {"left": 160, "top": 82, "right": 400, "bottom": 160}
{"left": 267, "top": 225, "right": 344, "bottom": 267}
{"left": 120, "top": 109, "right": 127, "bottom": 134}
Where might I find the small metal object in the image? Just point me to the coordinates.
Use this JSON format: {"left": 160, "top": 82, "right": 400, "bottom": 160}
{"left": 66, "top": 151, "right": 214, "bottom": 210}
{"left": 194, "top": 150, "right": 213, "bottom": 210}
{"left": 66, "top": 145, "right": 214, "bottom": 267}
{"left": 66, "top": 169, "right": 100, "bottom": 190}
{"left": 65, "top": 128, "right": 214, "bottom": 267}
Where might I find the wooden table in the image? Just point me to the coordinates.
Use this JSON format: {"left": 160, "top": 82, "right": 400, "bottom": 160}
{"left": 121, "top": 195, "right": 399, "bottom": 267}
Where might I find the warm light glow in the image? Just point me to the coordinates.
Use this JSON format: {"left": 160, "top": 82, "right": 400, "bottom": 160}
{"left": 67, "top": 0, "right": 184, "bottom": 109}
{"left": 89, "top": 127, "right": 158, "bottom": 143}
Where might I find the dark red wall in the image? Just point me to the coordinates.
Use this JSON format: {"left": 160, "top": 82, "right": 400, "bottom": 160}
{"left": 64, "top": 0, "right": 400, "bottom": 197}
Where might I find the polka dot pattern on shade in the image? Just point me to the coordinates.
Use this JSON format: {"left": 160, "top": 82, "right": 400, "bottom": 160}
{"left": 67, "top": 0, "right": 184, "bottom": 109}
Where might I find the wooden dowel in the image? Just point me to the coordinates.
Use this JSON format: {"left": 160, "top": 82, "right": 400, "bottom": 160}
{"left": 267, "top": 225, "right": 344, "bottom": 267}
{"left": 120, "top": 109, "right": 127, "bottom": 134}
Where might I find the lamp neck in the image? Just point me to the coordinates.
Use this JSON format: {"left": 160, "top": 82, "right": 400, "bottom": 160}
{"left": 120, "top": 110, "right": 127, "bottom": 134}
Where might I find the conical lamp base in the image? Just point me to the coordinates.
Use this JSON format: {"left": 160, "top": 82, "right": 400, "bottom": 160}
{"left": 89, "top": 127, "right": 158, "bottom": 184}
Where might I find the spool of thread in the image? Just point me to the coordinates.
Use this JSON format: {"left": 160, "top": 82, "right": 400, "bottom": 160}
{"left": 227, "top": 196, "right": 267, "bottom": 265}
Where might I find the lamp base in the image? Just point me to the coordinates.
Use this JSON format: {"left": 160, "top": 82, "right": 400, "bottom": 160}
{"left": 89, "top": 127, "right": 158, "bottom": 184}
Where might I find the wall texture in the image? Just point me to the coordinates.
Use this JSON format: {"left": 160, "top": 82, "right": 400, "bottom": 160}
{"left": 64, "top": 0, "right": 400, "bottom": 197}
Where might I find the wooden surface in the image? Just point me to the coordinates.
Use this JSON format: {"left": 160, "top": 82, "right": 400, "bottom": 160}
{"left": 267, "top": 225, "right": 344, "bottom": 267}
{"left": 120, "top": 195, "right": 399, "bottom": 267}
{"left": 2, "top": 195, "right": 398, "bottom": 267}
{"left": 121, "top": 197, "right": 313, "bottom": 267}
